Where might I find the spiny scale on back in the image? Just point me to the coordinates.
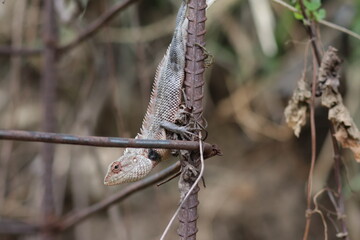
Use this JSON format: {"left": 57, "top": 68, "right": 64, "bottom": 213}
{"left": 141, "top": 4, "right": 187, "bottom": 141}
{"left": 104, "top": 2, "right": 188, "bottom": 185}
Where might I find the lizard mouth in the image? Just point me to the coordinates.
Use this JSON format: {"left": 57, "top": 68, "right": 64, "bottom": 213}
{"left": 103, "top": 172, "right": 116, "bottom": 186}
{"left": 103, "top": 178, "right": 119, "bottom": 186}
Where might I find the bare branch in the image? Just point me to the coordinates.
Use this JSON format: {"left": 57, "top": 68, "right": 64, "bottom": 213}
{"left": 41, "top": 0, "right": 58, "bottom": 239}
{"left": 177, "top": 0, "right": 208, "bottom": 238}
{"left": 0, "top": 162, "right": 181, "bottom": 235}
{"left": 58, "top": 0, "right": 142, "bottom": 54}
{"left": 0, "top": 219, "right": 40, "bottom": 235}
{"left": 295, "top": 1, "right": 349, "bottom": 240}
{"left": 0, "top": 46, "right": 41, "bottom": 56}
{"left": 0, "top": 130, "right": 220, "bottom": 155}
{"left": 0, "top": 0, "right": 142, "bottom": 57}
{"left": 59, "top": 161, "right": 181, "bottom": 231}
{"left": 161, "top": 132, "right": 205, "bottom": 240}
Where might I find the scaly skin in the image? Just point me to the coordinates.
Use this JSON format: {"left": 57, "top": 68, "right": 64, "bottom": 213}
{"left": 104, "top": 2, "right": 187, "bottom": 185}
{"left": 104, "top": 0, "right": 215, "bottom": 185}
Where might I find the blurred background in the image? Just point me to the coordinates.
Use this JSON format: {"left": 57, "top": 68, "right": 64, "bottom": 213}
{"left": 0, "top": 0, "right": 360, "bottom": 239}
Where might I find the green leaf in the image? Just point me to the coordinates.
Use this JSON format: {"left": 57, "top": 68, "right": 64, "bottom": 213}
{"left": 293, "top": 3, "right": 303, "bottom": 20}
{"left": 304, "top": 0, "right": 321, "bottom": 11}
{"left": 294, "top": 11, "right": 304, "bottom": 20}
{"left": 314, "top": 8, "right": 326, "bottom": 21}
{"left": 294, "top": 2, "right": 301, "bottom": 11}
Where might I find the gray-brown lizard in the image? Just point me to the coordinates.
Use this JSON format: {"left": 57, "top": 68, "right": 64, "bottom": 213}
{"left": 104, "top": 2, "right": 188, "bottom": 185}
{"left": 104, "top": 0, "right": 215, "bottom": 185}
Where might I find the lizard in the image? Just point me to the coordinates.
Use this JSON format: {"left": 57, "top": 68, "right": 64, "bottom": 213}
{"left": 104, "top": 0, "right": 214, "bottom": 185}
{"left": 104, "top": 1, "right": 188, "bottom": 185}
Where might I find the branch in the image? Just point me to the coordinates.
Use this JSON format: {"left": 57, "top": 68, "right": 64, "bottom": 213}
{"left": 41, "top": 0, "right": 58, "bottom": 239}
{"left": 0, "top": 130, "right": 220, "bottom": 155}
{"left": 177, "top": 0, "right": 208, "bottom": 238}
{"left": 318, "top": 19, "right": 360, "bottom": 41}
{"left": 295, "top": 1, "right": 349, "bottom": 240}
{"left": 0, "top": 0, "right": 142, "bottom": 57}
{"left": 271, "top": 0, "right": 360, "bottom": 41}
{"left": 58, "top": 0, "right": 142, "bottom": 54}
{"left": 58, "top": 161, "right": 181, "bottom": 231}
{"left": 0, "top": 152, "right": 217, "bottom": 235}
{"left": 0, "top": 162, "right": 180, "bottom": 234}
{"left": 0, "top": 46, "right": 42, "bottom": 56}
{"left": 0, "top": 219, "right": 40, "bottom": 235}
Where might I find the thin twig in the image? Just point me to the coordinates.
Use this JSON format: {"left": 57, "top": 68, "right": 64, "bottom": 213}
{"left": 272, "top": 0, "right": 298, "bottom": 12}
{"left": 312, "top": 189, "right": 329, "bottom": 240}
{"left": 297, "top": 2, "right": 320, "bottom": 239}
{"left": 271, "top": 0, "right": 360, "bottom": 41}
{"left": 318, "top": 19, "right": 360, "bottom": 41}
{"left": 160, "top": 132, "right": 205, "bottom": 240}
{"left": 58, "top": 0, "right": 142, "bottom": 54}
{"left": 41, "top": 0, "right": 58, "bottom": 239}
{"left": 327, "top": 128, "right": 349, "bottom": 239}
{"left": 303, "top": 47, "right": 318, "bottom": 240}
{"left": 0, "top": 130, "right": 218, "bottom": 154}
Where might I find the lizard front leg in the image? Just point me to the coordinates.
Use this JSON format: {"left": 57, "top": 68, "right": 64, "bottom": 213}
{"left": 161, "top": 121, "right": 197, "bottom": 140}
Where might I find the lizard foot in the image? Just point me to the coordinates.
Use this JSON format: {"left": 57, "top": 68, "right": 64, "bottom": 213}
{"left": 195, "top": 43, "right": 214, "bottom": 68}
{"left": 161, "top": 120, "right": 197, "bottom": 140}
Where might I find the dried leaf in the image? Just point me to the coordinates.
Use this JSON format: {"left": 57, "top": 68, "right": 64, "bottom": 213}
{"left": 333, "top": 127, "right": 360, "bottom": 161}
{"left": 328, "top": 102, "right": 360, "bottom": 162}
{"left": 317, "top": 46, "right": 342, "bottom": 100}
{"left": 284, "top": 75, "right": 311, "bottom": 137}
{"left": 319, "top": 46, "right": 360, "bottom": 162}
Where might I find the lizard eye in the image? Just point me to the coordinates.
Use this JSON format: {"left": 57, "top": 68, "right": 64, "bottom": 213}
{"left": 148, "top": 149, "right": 161, "bottom": 162}
{"left": 111, "top": 162, "right": 121, "bottom": 173}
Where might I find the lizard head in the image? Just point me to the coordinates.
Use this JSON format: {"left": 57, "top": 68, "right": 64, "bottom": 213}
{"left": 104, "top": 148, "right": 159, "bottom": 185}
